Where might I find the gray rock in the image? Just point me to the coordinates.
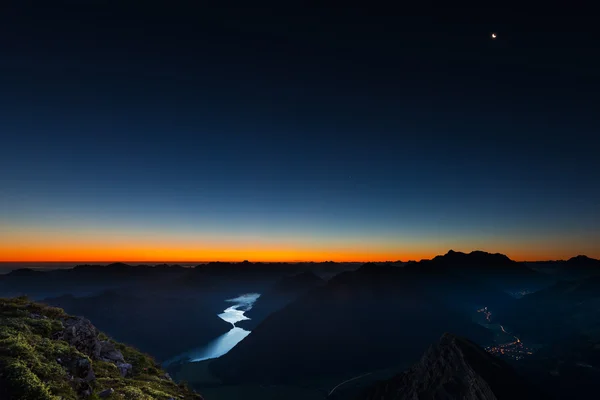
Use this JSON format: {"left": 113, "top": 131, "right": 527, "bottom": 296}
{"left": 116, "top": 362, "right": 133, "bottom": 377}
{"left": 58, "top": 317, "right": 101, "bottom": 359}
{"left": 99, "top": 388, "right": 114, "bottom": 398}
{"left": 77, "top": 357, "right": 96, "bottom": 382}
{"left": 99, "top": 340, "right": 125, "bottom": 363}
{"left": 362, "top": 333, "right": 541, "bottom": 400}
{"left": 63, "top": 356, "right": 95, "bottom": 382}
{"left": 73, "top": 378, "right": 92, "bottom": 397}
{"left": 164, "top": 372, "right": 173, "bottom": 381}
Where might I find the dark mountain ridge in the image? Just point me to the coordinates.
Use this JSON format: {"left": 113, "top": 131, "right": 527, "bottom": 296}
{"left": 0, "top": 261, "right": 358, "bottom": 300}
{"left": 0, "top": 263, "right": 190, "bottom": 299}
{"left": 500, "top": 274, "right": 600, "bottom": 344}
{"left": 270, "top": 270, "right": 324, "bottom": 293}
{"left": 361, "top": 333, "right": 543, "bottom": 400}
{"left": 426, "top": 250, "right": 551, "bottom": 293}
{"left": 242, "top": 271, "right": 325, "bottom": 330}
{"left": 210, "top": 251, "right": 521, "bottom": 384}
{"left": 526, "top": 255, "right": 600, "bottom": 280}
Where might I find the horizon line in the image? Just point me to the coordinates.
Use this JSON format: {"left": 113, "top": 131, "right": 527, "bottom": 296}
{"left": 0, "top": 256, "right": 590, "bottom": 264}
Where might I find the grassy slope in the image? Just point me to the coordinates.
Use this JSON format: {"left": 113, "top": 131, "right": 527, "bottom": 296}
{"left": 0, "top": 297, "right": 202, "bottom": 400}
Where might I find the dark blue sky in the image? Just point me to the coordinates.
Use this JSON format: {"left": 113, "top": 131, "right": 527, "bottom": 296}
{"left": 1, "top": 3, "right": 599, "bottom": 261}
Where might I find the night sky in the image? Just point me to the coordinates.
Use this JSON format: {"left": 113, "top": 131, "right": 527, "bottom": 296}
{"left": 1, "top": 3, "right": 599, "bottom": 261}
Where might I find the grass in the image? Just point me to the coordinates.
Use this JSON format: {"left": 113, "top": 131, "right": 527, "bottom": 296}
{"left": 0, "top": 296, "right": 203, "bottom": 400}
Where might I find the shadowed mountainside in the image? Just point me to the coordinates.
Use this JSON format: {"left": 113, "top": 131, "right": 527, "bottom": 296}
{"left": 242, "top": 271, "right": 325, "bottom": 330}
{"left": 500, "top": 274, "right": 600, "bottom": 344}
{"left": 426, "top": 250, "right": 552, "bottom": 293}
{"left": 0, "top": 261, "right": 358, "bottom": 300}
{"left": 527, "top": 255, "right": 600, "bottom": 280}
{"left": 0, "top": 263, "right": 189, "bottom": 299}
{"left": 210, "top": 251, "right": 525, "bottom": 384}
{"left": 361, "top": 333, "right": 544, "bottom": 400}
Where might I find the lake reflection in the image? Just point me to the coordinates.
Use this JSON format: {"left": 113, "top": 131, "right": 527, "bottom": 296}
{"left": 163, "top": 293, "right": 260, "bottom": 365}
{"left": 191, "top": 327, "right": 251, "bottom": 361}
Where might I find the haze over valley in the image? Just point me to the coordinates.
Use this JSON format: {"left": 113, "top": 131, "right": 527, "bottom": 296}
{"left": 2, "top": 251, "right": 600, "bottom": 399}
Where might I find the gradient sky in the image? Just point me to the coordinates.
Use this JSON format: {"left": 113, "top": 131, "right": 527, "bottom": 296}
{"left": 1, "top": 3, "right": 599, "bottom": 262}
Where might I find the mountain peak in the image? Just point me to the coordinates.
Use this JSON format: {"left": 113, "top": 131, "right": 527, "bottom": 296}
{"left": 5, "top": 268, "right": 45, "bottom": 277}
{"left": 270, "top": 271, "right": 324, "bottom": 294}
{"left": 363, "top": 333, "right": 541, "bottom": 400}
{"left": 562, "top": 255, "right": 600, "bottom": 273}
{"left": 433, "top": 250, "right": 514, "bottom": 266}
{"left": 105, "top": 262, "right": 131, "bottom": 269}
{"left": 567, "top": 255, "right": 599, "bottom": 264}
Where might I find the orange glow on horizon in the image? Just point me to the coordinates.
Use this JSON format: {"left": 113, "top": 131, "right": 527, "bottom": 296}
{"left": 0, "top": 246, "right": 423, "bottom": 263}
{"left": 0, "top": 245, "right": 592, "bottom": 263}
{"left": 2, "top": 225, "right": 598, "bottom": 263}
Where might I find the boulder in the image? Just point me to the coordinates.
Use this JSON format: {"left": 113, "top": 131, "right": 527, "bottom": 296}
{"left": 99, "top": 340, "right": 125, "bottom": 363}
{"left": 63, "top": 356, "right": 95, "bottom": 382}
{"left": 58, "top": 317, "right": 101, "bottom": 359}
{"left": 77, "top": 357, "right": 96, "bottom": 382}
{"left": 72, "top": 378, "right": 92, "bottom": 398}
{"left": 99, "top": 388, "right": 114, "bottom": 398}
{"left": 116, "top": 362, "right": 133, "bottom": 377}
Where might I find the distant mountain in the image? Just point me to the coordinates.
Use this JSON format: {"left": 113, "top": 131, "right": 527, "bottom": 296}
{"left": 427, "top": 250, "right": 550, "bottom": 293}
{"left": 0, "top": 263, "right": 189, "bottom": 299}
{"left": 431, "top": 250, "right": 515, "bottom": 267}
{"left": 500, "top": 275, "right": 600, "bottom": 344}
{"left": 242, "top": 271, "right": 325, "bottom": 330}
{"left": 210, "top": 253, "right": 515, "bottom": 384}
{"left": 2, "top": 268, "right": 46, "bottom": 276}
{"left": 361, "top": 333, "right": 543, "bottom": 400}
{"left": 269, "top": 270, "right": 324, "bottom": 293}
{"left": 565, "top": 255, "right": 600, "bottom": 268}
{"left": 514, "top": 333, "right": 600, "bottom": 400}
{"left": 496, "top": 276, "right": 600, "bottom": 397}
{"left": 167, "top": 261, "right": 356, "bottom": 296}
{"left": 525, "top": 255, "right": 600, "bottom": 280}
{"left": 562, "top": 255, "right": 600, "bottom": 278}
{"left": 0, "top": 261, "right": 357, "bottom": 300}
{"left": 502, "top": 274, "right": 600, "bottom": 399}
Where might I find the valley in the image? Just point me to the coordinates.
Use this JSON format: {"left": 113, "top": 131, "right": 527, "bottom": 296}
{"left": 2, "top": 251, "right": 600, "bottom": 399}
{"left": 163, "top": 293, "right": 260, "bottom": 366}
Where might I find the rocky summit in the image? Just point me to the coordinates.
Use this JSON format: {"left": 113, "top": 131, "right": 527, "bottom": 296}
{"left": 361, "top": 333, "right": 543, "bottom": 400}
{"left": 0, "top": 297, "right": 203, "bottom": 400}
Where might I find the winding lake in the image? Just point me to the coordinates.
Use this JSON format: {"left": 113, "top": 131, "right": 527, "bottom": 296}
{"left": 164, "top": 293, "right": 260, "bottom": 366}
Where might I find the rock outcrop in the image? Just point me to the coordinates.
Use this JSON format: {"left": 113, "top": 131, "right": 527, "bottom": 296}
{"left": 98, "top": 388, "right": 114, "bottom": 398}
{"left": 116, "top": 361, "right": 133, "bottom": 377}
{"left": 55, "top": 316, "right": 134, "bottom": 377}
{"left": 0, "top": 297, "right": 203, "bottom": 400}
{"left": 99, "top": 340, "right": 125, "bottom": 363}
{"left": 361, "top": 333, "right": 543, "bottom": 400}
{"left": 57, "top": 317, "right": 102, "bottom": 359}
